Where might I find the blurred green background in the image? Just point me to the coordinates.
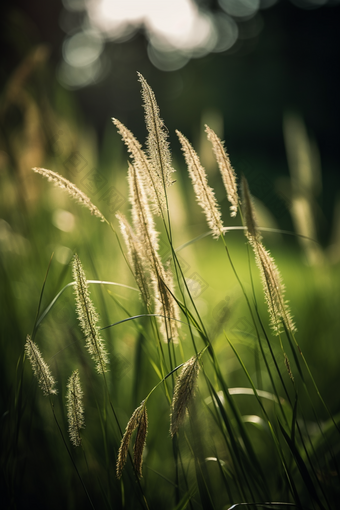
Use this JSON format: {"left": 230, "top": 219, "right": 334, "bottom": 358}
{"left": 1, "top": 0, "right": 340, "bottom": 508}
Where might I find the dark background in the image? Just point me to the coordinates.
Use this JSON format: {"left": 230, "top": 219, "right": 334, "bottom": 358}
{"left": 1, "top": 0, "right": 339, "bottom": 236}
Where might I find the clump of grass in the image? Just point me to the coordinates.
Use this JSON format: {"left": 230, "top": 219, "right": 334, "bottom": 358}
{"left": 22, "top": 73, "right": 339, "bottom": 510}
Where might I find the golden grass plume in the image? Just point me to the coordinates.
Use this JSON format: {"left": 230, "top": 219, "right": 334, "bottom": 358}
{"left": 176, "top": 130, "right": 224, "bottom": 239}
{"left": 138, "top": 72, "right": 175, "bottom": 200}
{"left": 205, "top": 125, "right": 239, "bottom": 218}
{"left": 32, "top": 167, "right": 106, "bottom": 223}
{"left": 112, "top": 117, "right": 165, "bottom": 215}
{"left": 253, "top": 241, "right": 296, "bottom": 336}
{"left": 128, "top": 162, "right": 180, "bottom": 342}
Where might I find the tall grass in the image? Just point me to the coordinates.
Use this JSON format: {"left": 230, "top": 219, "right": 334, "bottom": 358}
{"left": 2, "top": 73, "right": 340, "bottom": 510}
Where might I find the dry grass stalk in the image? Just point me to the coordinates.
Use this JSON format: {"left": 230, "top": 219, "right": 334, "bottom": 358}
{"left": 112, "top": 118, "right": 165, "bottom": 215}
{"left": 205, "top": 125, "right": 239, "bottom": 218}
{"left": 72, "top": 254, "right": 109, "bottom": 374}
{"left": 128, "top": 162, "right": 180, "bottom": 342}
{"left": 176, "top": 130, "right": 224, "bottom": 239}
{"left": 116, "top": 401, "right": 148, "bottom": 479}
{"left": 32, "top": 167, "right": 106, "bottom": 222}
{"left": 25, "top": 334, "right": 57, "bottom": 396}
{"left": 241, "top": 175, "right": 259, "bottom": 241}
{"left": 66, "top": 369, "right": 85, "bottom": 447}
{"left": 137, "top": 72, "right": 175, "bottom": 199}
{"left": 170, "top": 355, "right": 200, "bottom": 437}
{"left": 284, "top": 353, "right": 294, "bottom": 382}
{"left": 116, "top": 211, "right": 151, "bottom": 307}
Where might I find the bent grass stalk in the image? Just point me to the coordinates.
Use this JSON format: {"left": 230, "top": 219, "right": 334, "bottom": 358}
{"left": 117, "top": 347, "right": 207, "bottom": 479}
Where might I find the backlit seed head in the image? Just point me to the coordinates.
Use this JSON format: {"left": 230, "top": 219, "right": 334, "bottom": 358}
{"left": 25, "top": 335, "right": 57, "bottom": 396}
{"left": 117, "top": 401, "right": 148, "bottom": 479}
{"left": 72, "top": 254, "right": 109, "bottom": 374}
{"left": 170, "top": 356, "right": 200, "bottom": 437}
{"left": 66, "top": 369, "right": 85, "bottom": 447}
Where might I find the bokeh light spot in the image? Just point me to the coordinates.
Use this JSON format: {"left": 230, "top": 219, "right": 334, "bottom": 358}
{"left": 63, "top": 30, "right": 104, "bottom": 68}
{"left": 218, "top": 0, "right": 260, "bottom": 18}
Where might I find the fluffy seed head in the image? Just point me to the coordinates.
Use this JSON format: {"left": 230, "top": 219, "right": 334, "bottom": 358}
{"left": 32, "top": 167, "right": 106, "bottom": 222}
{"left": 205, "top": 125, "right": 239, "bottom": 217}
{"left": 25, "top": 335, "right": 57, "bottom": 396}
{"left": 170, "top": 356, "right": 200, "bottom": 437}
{"left": 112, "top": 118, "right": 165, "bottom": 215}
{"left": 128, "top": 162, "right": 159, "bottom": 254}
{"left": 138, "top": 72, "right": 175, "bottom": 200}
{"left": 116, "top": 401, "right": 148, "bottom": 479}
{"left": 72, "top": 254, "right": 109, "bottom": 374}
{"left": 251, "top": 240, "right": 296, "bottom": 335}
{"left": 66, "top": 369, "right": 85, "bottom": 447}
{"left": 176, "top": 130, "right": 224, "bottom": 239}
{"left": 133, "top": 406, "right": 148, "bottom": 478}
{"left": 128, "top": 162, "right": 180, "bottom": 342}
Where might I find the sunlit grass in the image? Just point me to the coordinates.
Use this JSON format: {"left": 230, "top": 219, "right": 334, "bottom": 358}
{"left": 1, "top": 73, "right": 340, "bottom": 510}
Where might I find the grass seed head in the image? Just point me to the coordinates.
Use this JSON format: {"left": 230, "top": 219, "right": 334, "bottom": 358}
{"left": 176, "top": 130, "right": 224, "bottom": 239}
{"left": 72, "top": 254, "right": 109, "bottom": 374}
{"left": 116, "top": 401, "right": 147, "bottom": 479}
{"left": 128, "top": 162, "right": 180, "bottom": 342}
{"left": 112, "top": 117, "right": 165, "bottom": 215}
{"left": 25, "top": 335, "right": 57, "bottom": 396}
{"left": 170, "top": 356, "right": 200, "bottom": 437}
{"left": 66, "top": 369, "right": 85, "bottom": 447}
{"left": 32, "top": 167, "right": 106, "bottom": 223}
{"left": 133, "top": 406, "right": 148, "bottom": 478}
{"left": 205, "top": 125, "right": 239, "bottom": 218}
{"left": 252, "top": 241, "right": 296, "bottom": 335}
{"left": 137, "top": 72, "right": 175, "bottom": 197}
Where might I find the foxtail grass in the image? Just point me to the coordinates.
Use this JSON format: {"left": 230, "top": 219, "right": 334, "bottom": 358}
{"left": 32, "top": 167, "right": 107, "bottom": 223}
{"left": 117, "top": 401, "right": 148, "bottom": 479}
{"left": 72, "top": 254, "right": 109, "bottom": 374}
{"left": 170, "top": 355, "right": 200, "bottom": 437}
{"left": 66, "top": 369, "right": 85, "bottom": 447}
{"left": 25, "top": 335, "right": 57, "bottom": 396}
